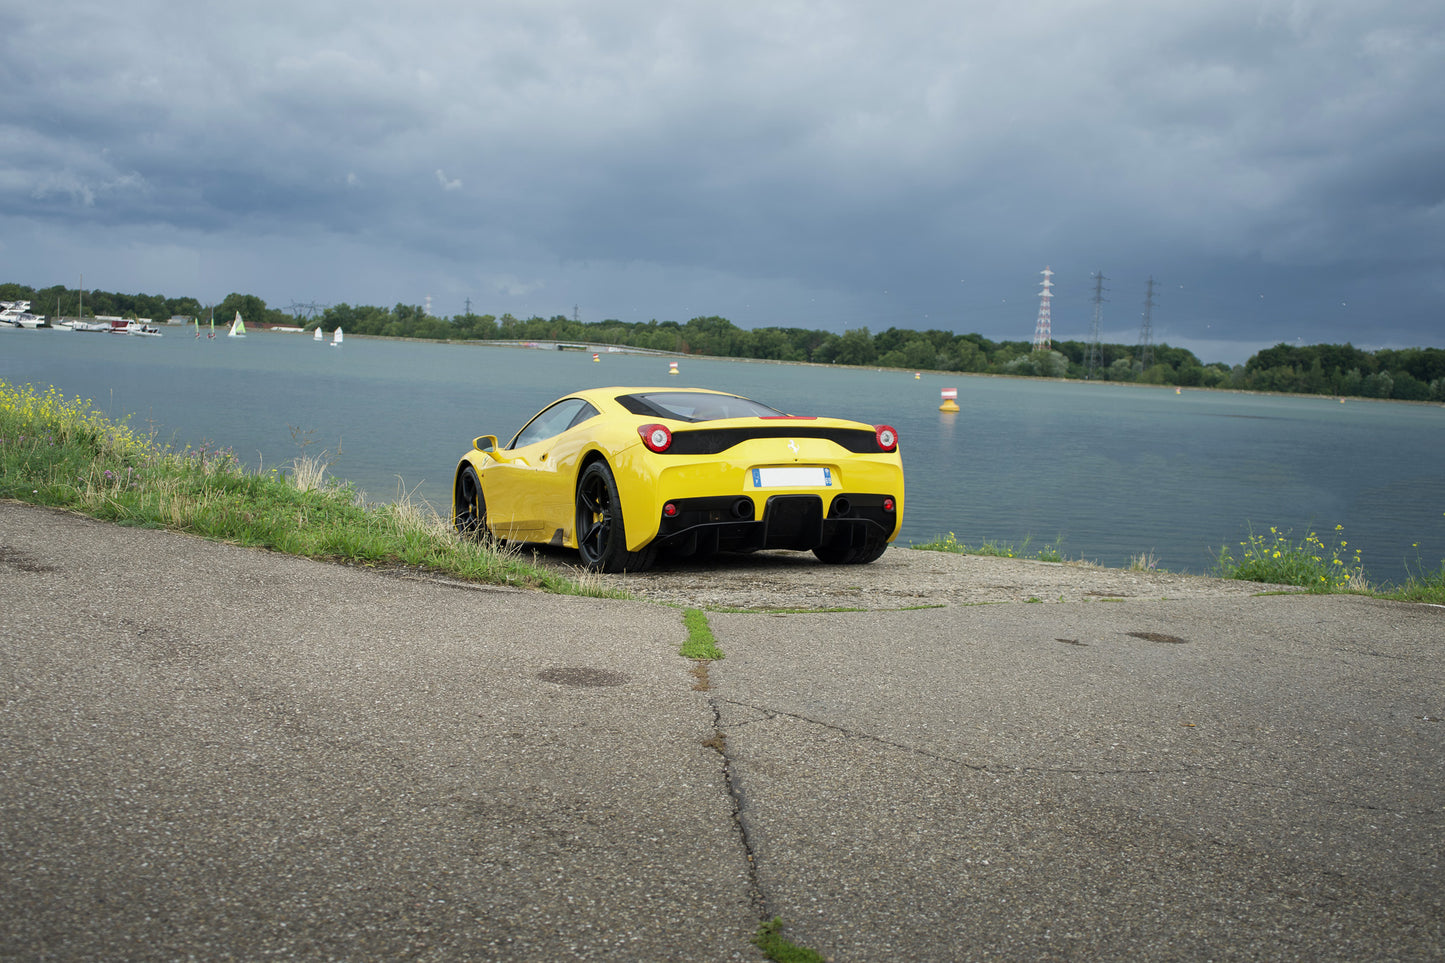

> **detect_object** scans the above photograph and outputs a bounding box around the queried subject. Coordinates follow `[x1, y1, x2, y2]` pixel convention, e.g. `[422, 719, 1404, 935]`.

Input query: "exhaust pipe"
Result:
[831, 497, 852, 518]
[732, 498, 754, 519]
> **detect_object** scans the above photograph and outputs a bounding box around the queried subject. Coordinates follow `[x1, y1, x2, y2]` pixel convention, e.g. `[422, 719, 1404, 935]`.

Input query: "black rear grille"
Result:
[664, 426, 880, 455]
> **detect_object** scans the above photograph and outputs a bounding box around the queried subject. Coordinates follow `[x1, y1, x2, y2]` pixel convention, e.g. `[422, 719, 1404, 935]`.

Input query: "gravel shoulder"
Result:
[529, 544, 1289, 610]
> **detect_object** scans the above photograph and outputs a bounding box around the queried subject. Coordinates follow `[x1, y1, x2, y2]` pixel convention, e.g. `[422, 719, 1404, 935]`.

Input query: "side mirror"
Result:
[473, 434, 500, 453]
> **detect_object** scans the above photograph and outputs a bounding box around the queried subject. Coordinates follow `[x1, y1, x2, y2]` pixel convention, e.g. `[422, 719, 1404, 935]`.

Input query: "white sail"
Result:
[228, 311, 247, 338]
[331, 326, 343, 346]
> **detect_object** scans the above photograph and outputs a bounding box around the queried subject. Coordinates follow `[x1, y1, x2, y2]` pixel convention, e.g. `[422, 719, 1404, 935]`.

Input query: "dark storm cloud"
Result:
[1, 0, 1441, 362]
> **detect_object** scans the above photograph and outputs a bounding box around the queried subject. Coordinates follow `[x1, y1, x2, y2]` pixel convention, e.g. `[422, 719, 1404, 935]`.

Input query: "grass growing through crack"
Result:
[753, 918, 825, 963]
[681, 608, 725, 660]
[0, 380, 613, 595]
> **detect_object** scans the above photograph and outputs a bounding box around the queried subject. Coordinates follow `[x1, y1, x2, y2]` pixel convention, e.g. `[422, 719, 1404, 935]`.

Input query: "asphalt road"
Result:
[2, 502, 1442, 961]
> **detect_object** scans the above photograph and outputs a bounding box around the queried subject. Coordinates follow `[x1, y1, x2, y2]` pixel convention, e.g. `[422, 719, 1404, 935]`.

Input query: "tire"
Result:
[574, 461, 656, 573]
[812, 532, 889, 565]
[454, 465, 489, 540]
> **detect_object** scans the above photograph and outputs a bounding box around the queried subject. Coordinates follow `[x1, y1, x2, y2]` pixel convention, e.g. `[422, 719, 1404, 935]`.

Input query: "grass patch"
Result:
[1376, 558, 1445, 605]
[681, 608, 725, 660]
[1212, 524, 1367, 593]
[1128, 550, 1162, 572]
[753, 918, 825, 963]
[912, 531, 1068, 562]
[0, 380, 610, 596]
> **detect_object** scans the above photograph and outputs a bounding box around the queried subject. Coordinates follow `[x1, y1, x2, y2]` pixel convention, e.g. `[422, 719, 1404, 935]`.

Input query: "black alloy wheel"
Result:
[455, 465, 488, 539]
[574, 461, 655, 573]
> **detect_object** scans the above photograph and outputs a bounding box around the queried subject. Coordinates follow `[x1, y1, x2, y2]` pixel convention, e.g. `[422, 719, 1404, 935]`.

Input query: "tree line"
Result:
[6, 280, 1442, 401]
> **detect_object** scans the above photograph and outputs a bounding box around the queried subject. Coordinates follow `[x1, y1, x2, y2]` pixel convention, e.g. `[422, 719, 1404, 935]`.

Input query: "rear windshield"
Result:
[616, 391, 784, 423]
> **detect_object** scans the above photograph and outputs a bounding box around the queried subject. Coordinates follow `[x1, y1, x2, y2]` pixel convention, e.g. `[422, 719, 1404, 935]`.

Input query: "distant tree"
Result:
[831, 328, 877, 366]
[901, 339, 938, 371]
[1390, 371, 1430, 401]
[216, 293, 268, 325]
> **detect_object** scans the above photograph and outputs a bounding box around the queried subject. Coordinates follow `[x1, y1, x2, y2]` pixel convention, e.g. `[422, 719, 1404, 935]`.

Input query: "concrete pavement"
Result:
[2, 502, 1442, 961]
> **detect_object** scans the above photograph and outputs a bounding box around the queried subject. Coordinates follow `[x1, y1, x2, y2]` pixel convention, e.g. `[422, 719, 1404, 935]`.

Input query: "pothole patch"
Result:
[1128, 631, 1188, 644]
[0, 546, 58, 573]
[537, 666, 630, 688]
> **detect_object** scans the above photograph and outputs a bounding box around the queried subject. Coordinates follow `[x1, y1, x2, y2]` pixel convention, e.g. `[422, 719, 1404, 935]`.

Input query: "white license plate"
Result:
[750, 467, 832, 488]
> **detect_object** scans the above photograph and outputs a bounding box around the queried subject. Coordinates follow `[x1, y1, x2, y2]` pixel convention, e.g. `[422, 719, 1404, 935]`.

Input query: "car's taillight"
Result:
[875, 424, 898, 452]
[639, 423, 673, 452]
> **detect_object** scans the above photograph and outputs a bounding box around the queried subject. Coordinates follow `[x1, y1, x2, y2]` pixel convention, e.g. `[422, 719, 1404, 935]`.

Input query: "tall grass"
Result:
[1212, 524, 1368, 593]
[914, 518, 1442, 602]
[911, 531, 1070, 562]
[0, 380, 611, 595]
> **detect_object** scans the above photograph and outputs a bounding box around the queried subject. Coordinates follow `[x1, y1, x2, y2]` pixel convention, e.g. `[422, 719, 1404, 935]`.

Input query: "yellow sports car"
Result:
[452, 386, 904, 572]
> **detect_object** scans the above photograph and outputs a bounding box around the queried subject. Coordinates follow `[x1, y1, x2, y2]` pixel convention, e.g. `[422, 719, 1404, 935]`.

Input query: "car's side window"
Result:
[509, 399, 595, 449]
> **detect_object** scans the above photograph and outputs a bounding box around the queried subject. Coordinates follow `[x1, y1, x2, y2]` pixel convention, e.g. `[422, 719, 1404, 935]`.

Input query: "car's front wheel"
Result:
[455, 465, 489, 540]
[575, 461, 655, 573]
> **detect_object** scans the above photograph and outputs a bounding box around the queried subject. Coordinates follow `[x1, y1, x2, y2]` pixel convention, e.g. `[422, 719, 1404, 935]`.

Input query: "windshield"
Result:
[616, 391, 784, 423]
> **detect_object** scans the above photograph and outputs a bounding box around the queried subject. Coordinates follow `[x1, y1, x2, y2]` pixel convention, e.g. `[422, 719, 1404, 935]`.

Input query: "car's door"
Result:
[484, 398, 599, 540]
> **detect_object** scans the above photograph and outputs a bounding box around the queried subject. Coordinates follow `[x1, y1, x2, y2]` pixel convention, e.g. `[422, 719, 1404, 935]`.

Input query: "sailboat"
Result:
[330, 326, 343, 347]
[313, 326, 323, 342]
[228, 311, 247, 338]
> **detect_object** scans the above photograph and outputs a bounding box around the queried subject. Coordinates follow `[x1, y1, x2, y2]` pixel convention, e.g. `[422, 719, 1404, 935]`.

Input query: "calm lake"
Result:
[4, 326, 1442, 584]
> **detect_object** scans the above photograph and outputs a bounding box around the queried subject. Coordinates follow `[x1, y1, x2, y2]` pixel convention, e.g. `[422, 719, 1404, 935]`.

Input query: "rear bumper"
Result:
[654, 492, 898, 552]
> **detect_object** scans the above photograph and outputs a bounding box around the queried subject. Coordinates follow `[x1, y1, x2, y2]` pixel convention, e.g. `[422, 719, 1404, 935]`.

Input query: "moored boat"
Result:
[0, 301, 49, 328]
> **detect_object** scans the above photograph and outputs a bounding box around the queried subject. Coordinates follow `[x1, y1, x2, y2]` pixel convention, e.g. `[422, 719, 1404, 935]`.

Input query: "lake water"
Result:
[4, 326, 1443, 583]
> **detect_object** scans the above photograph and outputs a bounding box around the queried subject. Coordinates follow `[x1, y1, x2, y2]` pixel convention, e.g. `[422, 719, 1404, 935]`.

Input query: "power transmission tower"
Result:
[464, 297, 472, 316]
[1031, 266, 1054, 352]
[1137, 277, 1157, 370]
[1086, 271, 1107, 380]
[286, 301, 328, 321]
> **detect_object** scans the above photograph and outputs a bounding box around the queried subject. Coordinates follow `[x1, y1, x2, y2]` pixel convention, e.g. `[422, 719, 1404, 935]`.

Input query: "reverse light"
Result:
[875, 424, 899, 452]
[639, 423, 673, 452]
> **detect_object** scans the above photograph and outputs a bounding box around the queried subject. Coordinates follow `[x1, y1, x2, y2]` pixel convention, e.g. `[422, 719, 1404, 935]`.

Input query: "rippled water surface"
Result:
[4, 327, 1442, 582]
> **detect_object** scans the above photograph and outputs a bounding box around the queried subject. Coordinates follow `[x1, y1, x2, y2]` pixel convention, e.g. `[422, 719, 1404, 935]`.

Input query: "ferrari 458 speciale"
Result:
[453, 386, 904, 572]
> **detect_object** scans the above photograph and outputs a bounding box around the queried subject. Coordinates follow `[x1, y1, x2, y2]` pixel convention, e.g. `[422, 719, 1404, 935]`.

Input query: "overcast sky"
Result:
[3, 0, 1441, 363]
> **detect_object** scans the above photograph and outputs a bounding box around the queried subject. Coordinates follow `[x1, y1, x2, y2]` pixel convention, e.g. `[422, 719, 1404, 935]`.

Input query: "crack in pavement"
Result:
[699, 693, 770, 923]
[718, 698, 1440, 815]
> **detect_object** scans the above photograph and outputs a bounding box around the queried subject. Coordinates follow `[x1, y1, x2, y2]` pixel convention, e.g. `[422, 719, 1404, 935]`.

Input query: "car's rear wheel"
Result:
[455, 466, 489, 540]
[812, 532, 889, 565]
[575, 461, 655, 573]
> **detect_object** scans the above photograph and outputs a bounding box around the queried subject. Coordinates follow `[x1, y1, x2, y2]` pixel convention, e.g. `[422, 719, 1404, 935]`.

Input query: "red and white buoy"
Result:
[939, 388, 959, 413]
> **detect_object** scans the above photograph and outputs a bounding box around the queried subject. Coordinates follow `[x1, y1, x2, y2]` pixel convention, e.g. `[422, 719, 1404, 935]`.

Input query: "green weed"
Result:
[681, 608, 725, 660]
[912, 531, 1067, 562]
[753, 918, 825, 963]
[1213, 524, 1367, 592]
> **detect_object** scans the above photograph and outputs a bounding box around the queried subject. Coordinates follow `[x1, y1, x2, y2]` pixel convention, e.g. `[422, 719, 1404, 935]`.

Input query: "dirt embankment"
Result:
[541, 547, 1284, 610]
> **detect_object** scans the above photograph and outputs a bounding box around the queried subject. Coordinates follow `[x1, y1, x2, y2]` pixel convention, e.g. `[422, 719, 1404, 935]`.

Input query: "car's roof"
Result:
[566, 386, 738, 405]
[575, 386, 735, 396]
